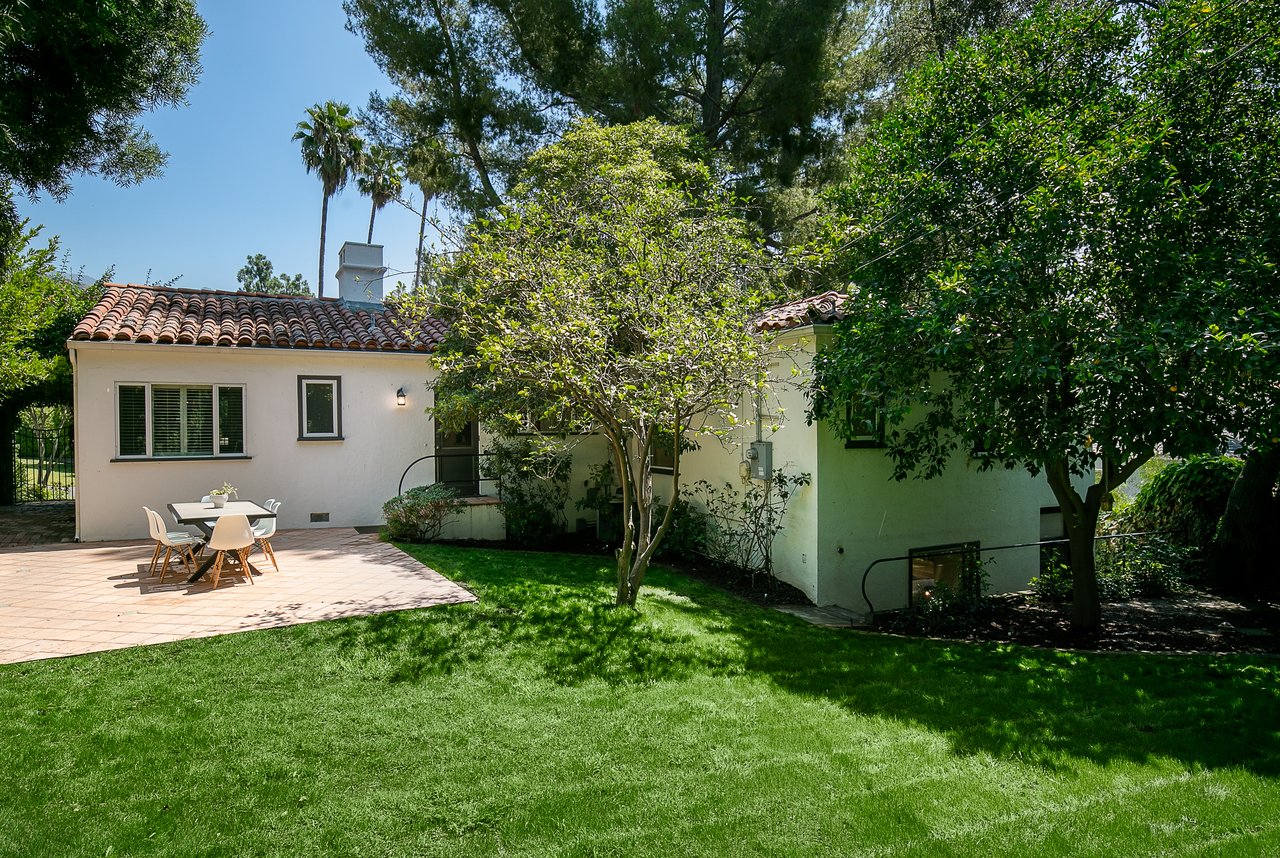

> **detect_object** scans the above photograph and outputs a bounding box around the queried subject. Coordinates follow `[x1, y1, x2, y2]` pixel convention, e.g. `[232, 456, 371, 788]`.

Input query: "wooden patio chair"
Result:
[142, 507, 201, 583]
[251, 500, 282, 572]
[206, 514, 256, 590]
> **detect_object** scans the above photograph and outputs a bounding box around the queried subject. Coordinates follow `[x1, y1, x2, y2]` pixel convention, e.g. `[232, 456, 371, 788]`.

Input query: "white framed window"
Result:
[116, 383, 245, 459]
[298, 376, 342, 440]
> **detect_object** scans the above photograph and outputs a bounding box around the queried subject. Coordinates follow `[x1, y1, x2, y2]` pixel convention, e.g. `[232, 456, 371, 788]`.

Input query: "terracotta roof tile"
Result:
[756, 290, 849, 331]
[70, 285, 448, 353]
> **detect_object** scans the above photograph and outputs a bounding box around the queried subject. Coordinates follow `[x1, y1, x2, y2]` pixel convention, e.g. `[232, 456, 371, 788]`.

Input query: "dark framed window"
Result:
[844, 400, 886, 448]
[116, 383, 245, 459]
[909, 542, 980, 605]
[651, 436, 675, 474]
[298, 376, 342, 440]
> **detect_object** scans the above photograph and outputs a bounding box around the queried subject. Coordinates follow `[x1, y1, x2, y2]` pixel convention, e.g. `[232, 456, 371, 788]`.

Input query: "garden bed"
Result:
[870, 589, 1280, 655]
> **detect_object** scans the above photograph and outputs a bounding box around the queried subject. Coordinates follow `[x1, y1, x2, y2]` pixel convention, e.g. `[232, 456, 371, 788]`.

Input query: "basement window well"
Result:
[909, 542, 979, 605]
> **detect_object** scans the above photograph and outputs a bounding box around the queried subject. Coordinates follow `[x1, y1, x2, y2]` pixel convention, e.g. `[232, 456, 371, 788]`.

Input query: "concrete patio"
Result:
[0, 528, 476, 664]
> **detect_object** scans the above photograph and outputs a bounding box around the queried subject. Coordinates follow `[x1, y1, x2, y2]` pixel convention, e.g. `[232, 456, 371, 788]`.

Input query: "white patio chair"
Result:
[142, 507, 202, 583]
[205, 514, 256, 590]
[251, 500, 281, 572]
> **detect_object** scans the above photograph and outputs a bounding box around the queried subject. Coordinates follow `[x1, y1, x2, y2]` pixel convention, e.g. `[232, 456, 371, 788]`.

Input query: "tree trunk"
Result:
[1212, 445, 1280, 596]
[318, 192, 330, 298]
[367, 201, 377, 244]
[1046, 464, 1105, 634]
[414, 193, 430, 292]
[702, 0, 726, 145]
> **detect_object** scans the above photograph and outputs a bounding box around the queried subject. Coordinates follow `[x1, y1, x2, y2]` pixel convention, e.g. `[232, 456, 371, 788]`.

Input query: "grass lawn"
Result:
[2, 544, 1278, 856]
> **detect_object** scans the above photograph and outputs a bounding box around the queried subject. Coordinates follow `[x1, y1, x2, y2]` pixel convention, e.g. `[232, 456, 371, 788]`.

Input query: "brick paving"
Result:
[0, 502, 75, 547]
[0, 528, 476, 664]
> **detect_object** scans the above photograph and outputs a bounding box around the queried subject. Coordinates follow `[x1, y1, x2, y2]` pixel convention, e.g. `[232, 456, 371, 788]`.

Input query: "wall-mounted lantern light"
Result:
[396, 387, 407, 406]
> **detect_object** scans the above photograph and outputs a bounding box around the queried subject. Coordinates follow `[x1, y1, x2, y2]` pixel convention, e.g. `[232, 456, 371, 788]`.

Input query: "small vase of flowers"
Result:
[209, 482, 237, 508]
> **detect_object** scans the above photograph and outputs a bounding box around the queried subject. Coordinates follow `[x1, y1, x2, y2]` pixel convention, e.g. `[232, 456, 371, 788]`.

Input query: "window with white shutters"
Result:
[115, 383, 246, 459]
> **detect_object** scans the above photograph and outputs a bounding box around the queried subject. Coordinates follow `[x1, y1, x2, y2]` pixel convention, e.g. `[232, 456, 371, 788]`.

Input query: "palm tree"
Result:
[293, 102, 363, 297]
[357, 145, 404, 244]
[402, 138, 454, 291]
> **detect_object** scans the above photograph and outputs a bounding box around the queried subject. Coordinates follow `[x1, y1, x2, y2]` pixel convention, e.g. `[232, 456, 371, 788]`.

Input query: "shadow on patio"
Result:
[0, 528, 476, 664]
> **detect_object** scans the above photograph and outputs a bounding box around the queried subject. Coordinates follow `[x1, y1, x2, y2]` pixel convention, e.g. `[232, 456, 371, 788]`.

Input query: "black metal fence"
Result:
[14, 424, 75, 502]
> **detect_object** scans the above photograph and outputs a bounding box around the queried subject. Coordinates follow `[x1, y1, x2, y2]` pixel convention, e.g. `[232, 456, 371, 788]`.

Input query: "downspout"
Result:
[67, 342, 81, 542]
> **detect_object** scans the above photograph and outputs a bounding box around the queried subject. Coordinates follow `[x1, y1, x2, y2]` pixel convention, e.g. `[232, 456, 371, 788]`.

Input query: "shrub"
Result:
[482, 437, 572, 546]
[1031, 534, 1187, 603]
[383, 484, 464, 542]
[692, 468, 811, 581]
[653, 499, 710, 561]
[1122, 454, 1242, 552]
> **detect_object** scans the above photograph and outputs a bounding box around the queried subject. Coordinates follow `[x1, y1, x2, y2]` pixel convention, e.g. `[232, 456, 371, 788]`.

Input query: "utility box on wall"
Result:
[747, 440, 773, 481]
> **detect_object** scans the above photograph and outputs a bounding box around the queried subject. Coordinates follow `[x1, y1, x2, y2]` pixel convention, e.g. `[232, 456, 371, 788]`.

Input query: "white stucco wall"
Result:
[70, 341, 451, 541]
[660, 327, 1080, 614]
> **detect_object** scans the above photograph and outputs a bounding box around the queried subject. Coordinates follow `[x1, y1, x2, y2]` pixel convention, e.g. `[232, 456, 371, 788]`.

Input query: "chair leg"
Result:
[210, 552, 224, 589]
[158, 546, 174, 583]
[264, 539, 279, 572]
[148, 542, 163, 575]
[179, 545, 196, 577]
[239, 548, 254, 584]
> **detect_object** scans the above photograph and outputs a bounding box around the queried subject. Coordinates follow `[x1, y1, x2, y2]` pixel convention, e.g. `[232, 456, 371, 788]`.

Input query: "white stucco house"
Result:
[69, 245, 1070, 615]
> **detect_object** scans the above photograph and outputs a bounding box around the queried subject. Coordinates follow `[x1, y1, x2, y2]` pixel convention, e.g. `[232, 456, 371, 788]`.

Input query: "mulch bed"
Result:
[869, 590, 1280, 656]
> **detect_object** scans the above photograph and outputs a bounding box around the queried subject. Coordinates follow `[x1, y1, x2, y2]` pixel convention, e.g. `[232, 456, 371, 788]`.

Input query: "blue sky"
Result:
[16, 0, 431, 295]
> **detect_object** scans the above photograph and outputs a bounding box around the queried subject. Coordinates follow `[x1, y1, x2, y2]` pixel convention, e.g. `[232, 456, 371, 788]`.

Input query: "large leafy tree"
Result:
[0, 1, 206, 254]
[811, 0, 1280, 632]
[235, 254, 310, 296]
[344, 0, 858, 241]
[294, 102, 365, 296]
[356, 144, 404, 244]
[0, 223, 101, 503]
[426, 119, 778, 606]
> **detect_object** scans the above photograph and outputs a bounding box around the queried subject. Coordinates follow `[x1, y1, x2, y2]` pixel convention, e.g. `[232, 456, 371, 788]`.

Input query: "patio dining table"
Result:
[167, 500, 277, 583]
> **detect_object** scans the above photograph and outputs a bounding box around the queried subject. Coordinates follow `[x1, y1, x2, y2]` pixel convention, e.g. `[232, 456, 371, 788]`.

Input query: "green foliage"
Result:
[423, 118, 778, 604]
[0, 224, 101, 404]
[482, 437, 571, 547]
[693, 468, 811, 579]
[382, 483, 464, 542]
[812, 0, 1280, 630]
[0, 0, 206, 200]
[294, 101, 365, 294]
[235, 254, 310, 296]
[652, 499, 710, 562]
[356, 144, 403, 243]
[345, 0, 860, 238]
[1124, 455, 1243, 554]
[1032, 535, 1188, 603]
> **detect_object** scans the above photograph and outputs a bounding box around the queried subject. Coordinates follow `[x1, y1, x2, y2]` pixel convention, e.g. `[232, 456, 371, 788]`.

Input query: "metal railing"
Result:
[396, 451, 498, 498]
[13, 425, 75, 503]
[859, 531, 1162, 619]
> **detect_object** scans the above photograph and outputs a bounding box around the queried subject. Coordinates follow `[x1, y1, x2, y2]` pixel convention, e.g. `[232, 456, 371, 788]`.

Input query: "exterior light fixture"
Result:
[396, 387, 407, 406]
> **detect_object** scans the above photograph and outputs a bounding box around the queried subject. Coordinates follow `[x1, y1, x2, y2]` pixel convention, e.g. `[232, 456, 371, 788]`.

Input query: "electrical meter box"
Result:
[747, 440, 773, 481]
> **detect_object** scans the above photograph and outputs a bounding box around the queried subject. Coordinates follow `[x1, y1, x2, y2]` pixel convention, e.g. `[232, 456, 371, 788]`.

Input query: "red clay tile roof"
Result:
[755, 290, 848, 331]
[70, 285, 448, 352]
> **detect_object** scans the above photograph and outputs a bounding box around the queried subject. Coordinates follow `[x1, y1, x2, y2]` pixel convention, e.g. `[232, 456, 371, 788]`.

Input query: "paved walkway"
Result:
[0, 528, 476, 664]
[0, 502, 75, 547]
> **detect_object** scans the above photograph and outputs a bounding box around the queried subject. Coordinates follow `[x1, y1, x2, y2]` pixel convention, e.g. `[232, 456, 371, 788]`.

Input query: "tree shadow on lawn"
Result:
[338, 544, 1280, 778]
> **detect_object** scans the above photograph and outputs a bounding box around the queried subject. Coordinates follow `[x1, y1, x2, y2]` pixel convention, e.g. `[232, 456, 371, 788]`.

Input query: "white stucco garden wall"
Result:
[70, 341, 472, 541]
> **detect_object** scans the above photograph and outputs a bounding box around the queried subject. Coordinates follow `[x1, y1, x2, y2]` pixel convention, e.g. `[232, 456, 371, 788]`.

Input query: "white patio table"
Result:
[167, 500, 277, 583]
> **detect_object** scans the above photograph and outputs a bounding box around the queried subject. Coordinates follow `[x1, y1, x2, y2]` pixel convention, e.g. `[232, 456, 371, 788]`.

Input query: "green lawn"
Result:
[2, 544, 1278, 856]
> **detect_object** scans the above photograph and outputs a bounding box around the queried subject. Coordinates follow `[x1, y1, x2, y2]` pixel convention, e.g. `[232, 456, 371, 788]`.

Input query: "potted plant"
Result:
[209, 482, 237, 508]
